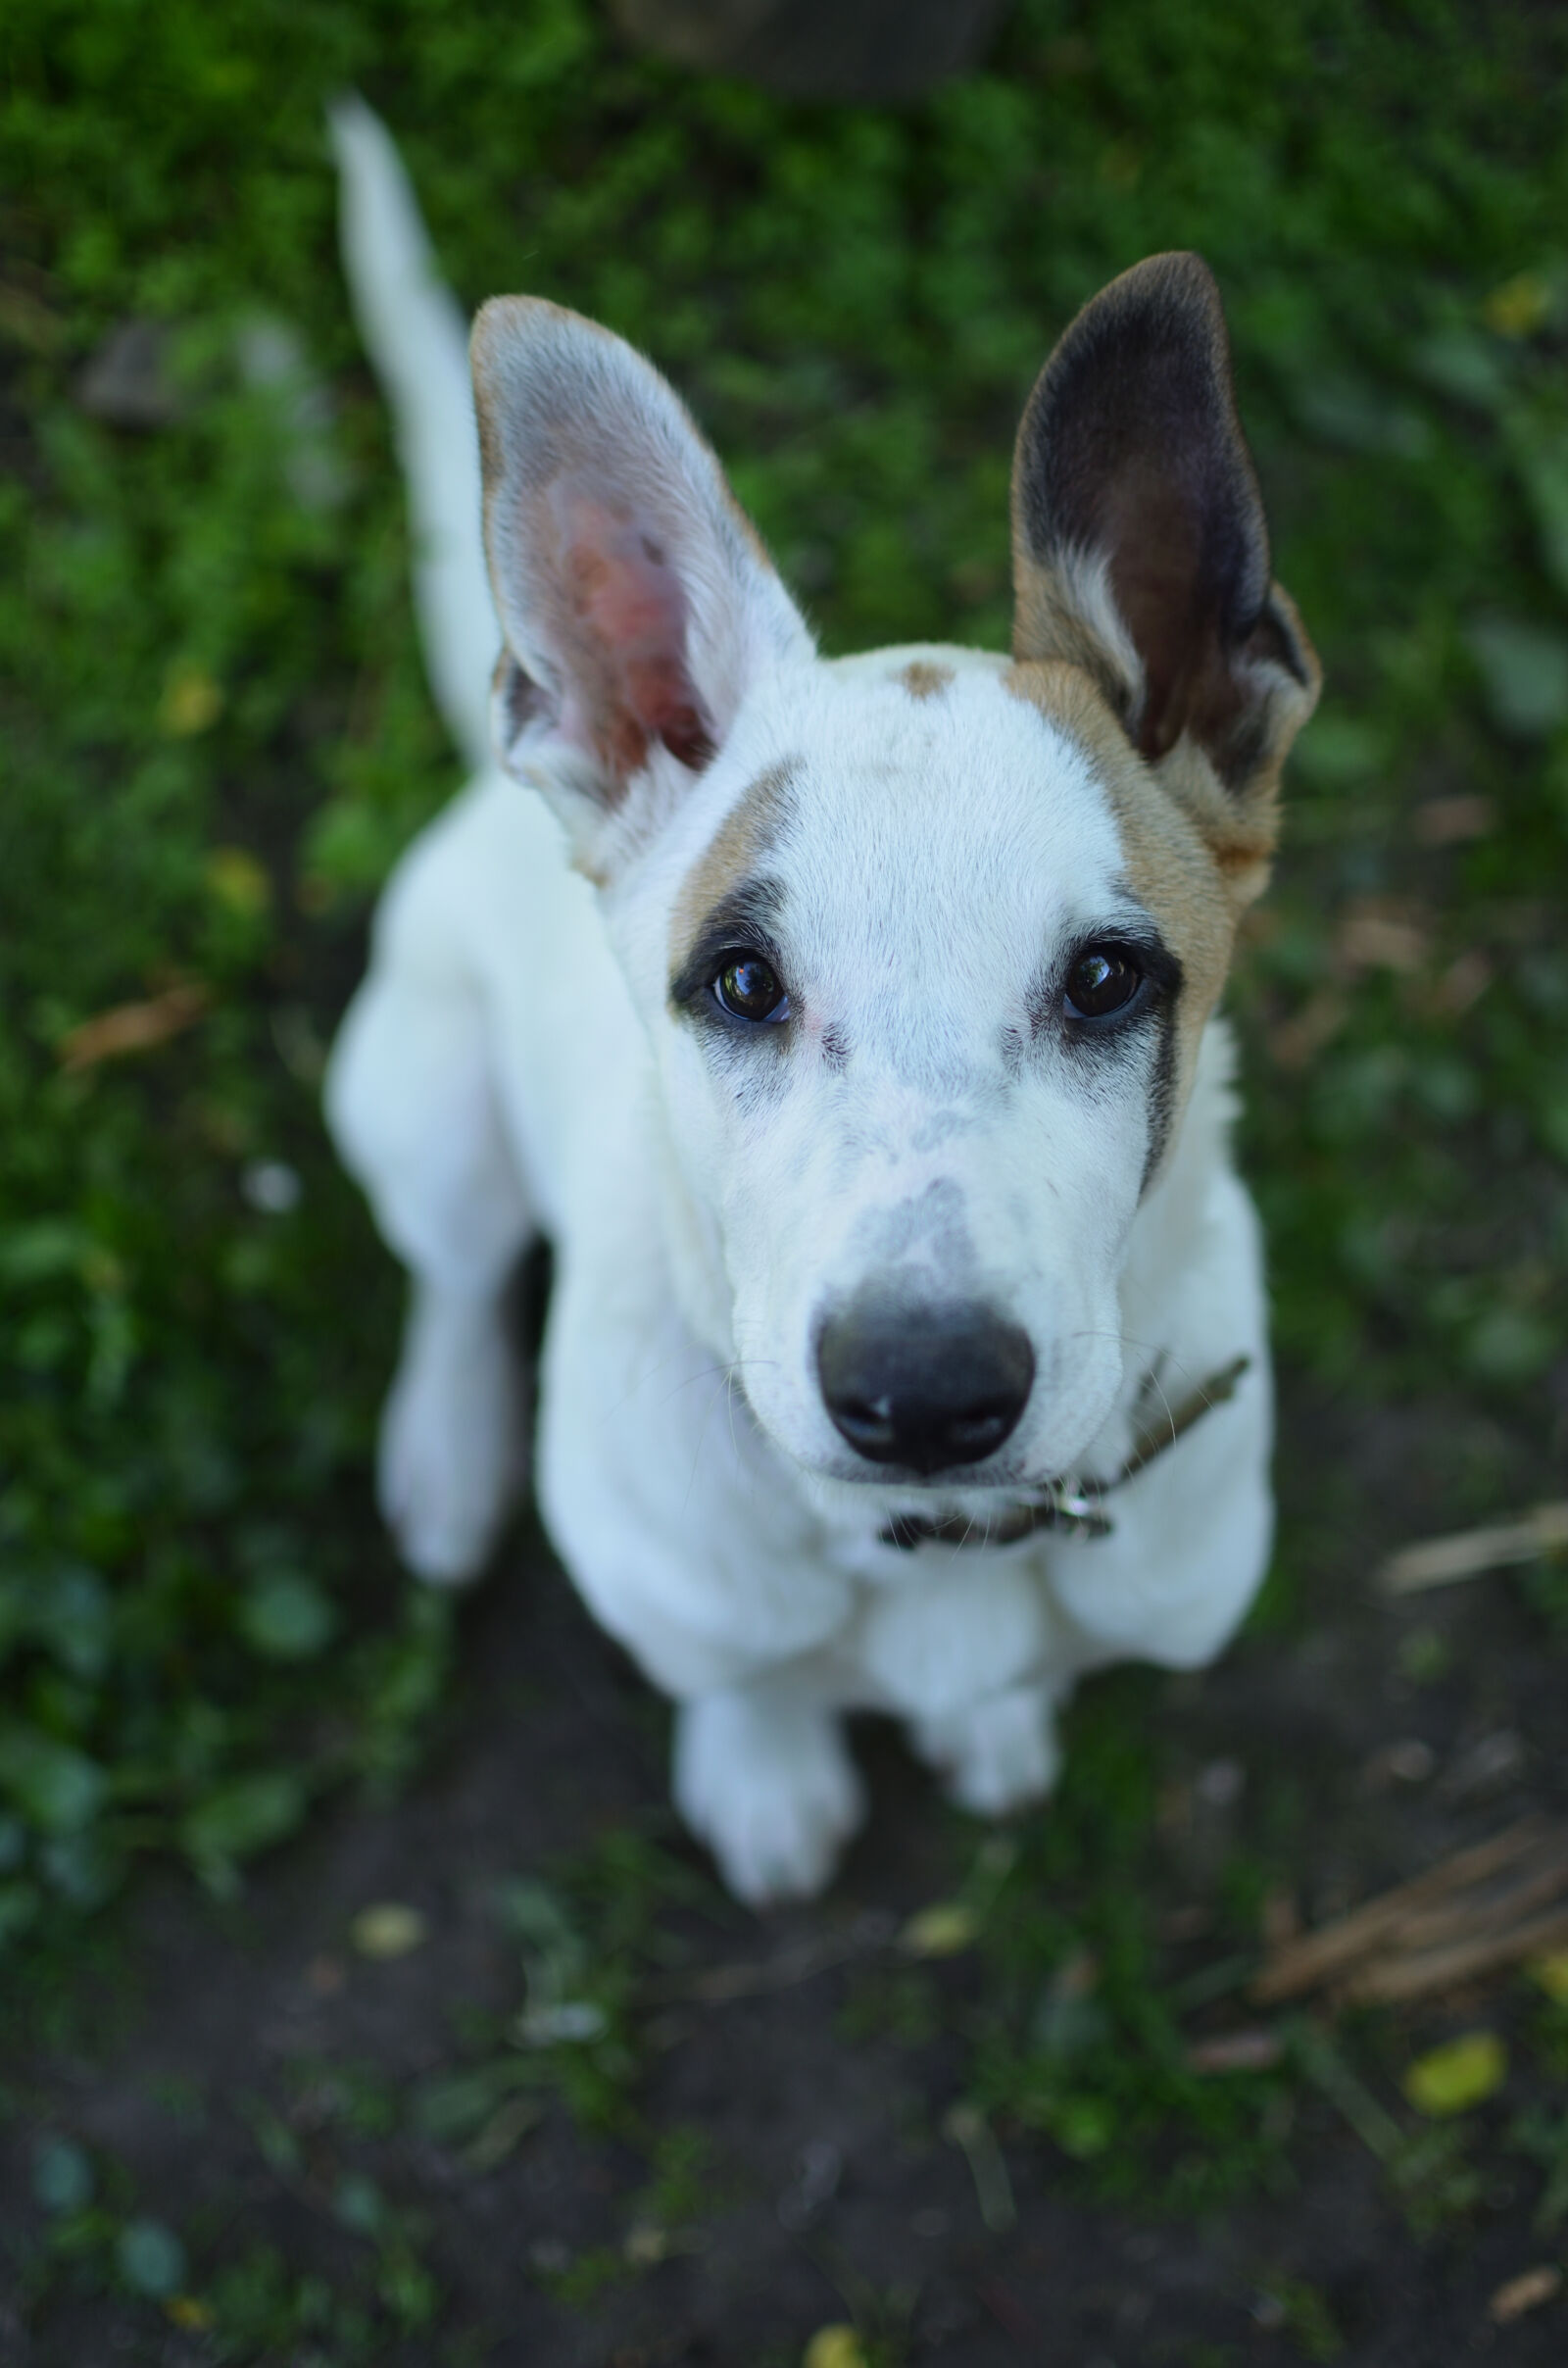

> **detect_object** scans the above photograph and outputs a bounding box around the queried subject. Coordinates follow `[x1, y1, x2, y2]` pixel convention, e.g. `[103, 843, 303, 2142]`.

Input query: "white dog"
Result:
[325, 103, 1320, 1904]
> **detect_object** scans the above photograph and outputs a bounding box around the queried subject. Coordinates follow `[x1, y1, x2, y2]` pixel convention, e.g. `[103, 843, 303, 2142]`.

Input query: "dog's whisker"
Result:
[681, 1364, 737, 1512]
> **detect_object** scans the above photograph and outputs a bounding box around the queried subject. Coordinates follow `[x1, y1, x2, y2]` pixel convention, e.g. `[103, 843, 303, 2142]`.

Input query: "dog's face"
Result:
[472, 257, 1319, 1514]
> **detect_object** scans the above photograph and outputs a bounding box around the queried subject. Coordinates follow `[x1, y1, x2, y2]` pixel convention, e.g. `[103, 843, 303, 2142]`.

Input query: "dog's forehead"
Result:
[677, 649, 1130, 977]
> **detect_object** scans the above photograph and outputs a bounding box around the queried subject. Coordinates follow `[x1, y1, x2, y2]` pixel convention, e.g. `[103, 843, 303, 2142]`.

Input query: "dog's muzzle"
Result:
[815, 1295, 1034, 1476]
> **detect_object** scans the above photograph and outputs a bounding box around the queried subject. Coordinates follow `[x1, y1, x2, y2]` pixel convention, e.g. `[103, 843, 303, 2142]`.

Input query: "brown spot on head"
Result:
[671, 759, 802, 966]
[898, 660, 955, 702]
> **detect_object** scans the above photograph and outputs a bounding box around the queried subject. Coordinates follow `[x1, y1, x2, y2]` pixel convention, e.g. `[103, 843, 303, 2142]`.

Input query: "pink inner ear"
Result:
[552, 489, 714, 779]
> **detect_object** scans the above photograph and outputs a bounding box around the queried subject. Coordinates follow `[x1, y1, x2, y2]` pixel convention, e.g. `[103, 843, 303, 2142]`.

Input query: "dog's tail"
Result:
[331, 95, 495, 773]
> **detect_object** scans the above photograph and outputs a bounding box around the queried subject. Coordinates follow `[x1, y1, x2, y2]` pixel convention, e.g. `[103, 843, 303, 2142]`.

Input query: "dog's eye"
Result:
[1064, 947, 1143, 1019]
[713, 953, 789, 1024]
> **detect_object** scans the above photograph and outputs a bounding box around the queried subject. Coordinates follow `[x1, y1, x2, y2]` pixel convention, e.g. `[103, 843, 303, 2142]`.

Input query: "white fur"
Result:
[325, 112, 1278, 1904]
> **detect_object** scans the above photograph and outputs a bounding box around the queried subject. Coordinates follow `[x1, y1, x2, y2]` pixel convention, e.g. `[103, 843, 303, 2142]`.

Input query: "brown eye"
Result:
[714, 954, 789, 1023]
[1065, 948, 1142, 1019]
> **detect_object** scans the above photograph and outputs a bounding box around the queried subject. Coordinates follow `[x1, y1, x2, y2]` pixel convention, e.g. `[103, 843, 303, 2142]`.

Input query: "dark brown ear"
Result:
[1011, 253, 1318, 793]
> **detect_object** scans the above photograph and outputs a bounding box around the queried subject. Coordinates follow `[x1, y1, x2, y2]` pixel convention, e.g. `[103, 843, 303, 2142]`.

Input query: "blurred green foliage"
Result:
[1, 0, 1565, 1948]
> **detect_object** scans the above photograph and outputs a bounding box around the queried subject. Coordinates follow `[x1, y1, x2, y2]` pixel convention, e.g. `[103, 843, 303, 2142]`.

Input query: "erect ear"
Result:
[1011, 253, 1319, 799]
[471, 297, 812, 847]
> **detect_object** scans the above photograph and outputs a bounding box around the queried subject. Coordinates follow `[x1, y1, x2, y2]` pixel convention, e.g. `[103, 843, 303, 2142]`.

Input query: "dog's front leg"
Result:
[909, 1677, 1063, 1818]
[673, 1677, 864, 1907]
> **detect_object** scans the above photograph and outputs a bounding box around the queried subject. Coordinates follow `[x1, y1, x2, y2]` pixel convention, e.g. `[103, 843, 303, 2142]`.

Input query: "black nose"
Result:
[816, 1298, 1035, 1475]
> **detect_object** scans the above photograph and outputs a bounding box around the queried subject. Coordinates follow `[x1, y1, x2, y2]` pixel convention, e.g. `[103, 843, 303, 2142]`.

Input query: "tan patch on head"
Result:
[671, 759, 801, 959]
[897, 660, 955, 702]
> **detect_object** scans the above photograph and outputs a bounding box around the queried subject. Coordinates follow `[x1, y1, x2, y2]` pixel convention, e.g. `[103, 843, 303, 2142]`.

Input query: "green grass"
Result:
[3, 0, 1568, 2316]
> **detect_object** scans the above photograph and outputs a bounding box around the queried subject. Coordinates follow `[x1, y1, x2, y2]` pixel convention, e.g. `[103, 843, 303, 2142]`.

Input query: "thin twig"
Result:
[1378, 1504, 1568, 1596]
[1252, 1819, 1552, 2004]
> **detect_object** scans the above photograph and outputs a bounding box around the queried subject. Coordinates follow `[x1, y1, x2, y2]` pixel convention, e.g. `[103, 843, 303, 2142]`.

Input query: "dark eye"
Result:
[1064, 947, 1143, 1020]
[713, 953, 789, 1023]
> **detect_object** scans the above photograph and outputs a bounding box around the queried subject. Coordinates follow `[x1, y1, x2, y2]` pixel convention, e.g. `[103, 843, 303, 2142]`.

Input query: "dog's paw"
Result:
[673, 1690, 864, 1906]
[913, 1682, 1059, 1820]
[378, 1293, 526, 1585]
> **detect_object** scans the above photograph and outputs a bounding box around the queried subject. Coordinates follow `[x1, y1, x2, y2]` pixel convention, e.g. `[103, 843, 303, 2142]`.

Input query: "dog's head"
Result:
[471, 257, 1318, 1518]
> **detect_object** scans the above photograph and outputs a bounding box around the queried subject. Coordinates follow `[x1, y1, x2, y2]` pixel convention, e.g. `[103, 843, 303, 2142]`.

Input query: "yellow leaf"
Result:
[206, 847, 272, 917]
[1483, 271, 1550, 339]
[899, 1900, 980, 1958]
[802, 2326, 867, 2368]
[1528, 1949, 1568, 2005]
[1402, 2031, 1507, 2118]
[165, 2296, 216, 2331]
[350, 1902, 428, 1959]
[159, 666, 223, 737]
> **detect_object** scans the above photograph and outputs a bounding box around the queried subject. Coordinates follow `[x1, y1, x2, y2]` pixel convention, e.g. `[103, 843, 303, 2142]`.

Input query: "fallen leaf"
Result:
[1336, 905, 1429, 973]
[59, 982, 210, 1072]
[1402, 2031, 1507, 2118]
[1433, 951, 1493, 1017]
[1269, 986, 1347, 1070]
[1489, 2264, 1562, 2324]
[1415, 794, 1494, 846]
[1484, 271, 1551, 338]
[165, 2296, 216, 2332]
[1528, 1949, 1568, 2004]
[206, 847, 272, 916]
[159, 665, 224, 737]
[802, 2326, 868, 2368]
[899, 1900, 980, 1957]
[349, 1902, 428, 1959]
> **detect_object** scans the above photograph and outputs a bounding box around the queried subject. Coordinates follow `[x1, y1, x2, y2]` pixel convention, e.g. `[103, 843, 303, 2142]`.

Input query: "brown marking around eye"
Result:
[670, 759, 802, 969]
[1003, 659, 1248, 1174]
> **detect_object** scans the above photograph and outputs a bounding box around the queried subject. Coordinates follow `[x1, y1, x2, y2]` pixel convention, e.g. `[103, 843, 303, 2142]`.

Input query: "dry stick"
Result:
[1121, 1355, 1251, 1479]
[1379, 1503, 1568, 1596]
[1347, 1904, 1568, 2007]
[1252, 1819, 1551, 2004]
[1388, 1838, 1568, 1957]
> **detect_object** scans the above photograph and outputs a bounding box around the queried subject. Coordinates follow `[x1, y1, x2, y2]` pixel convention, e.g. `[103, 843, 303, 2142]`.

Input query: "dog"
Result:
[324, 101, 1320, 1904]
